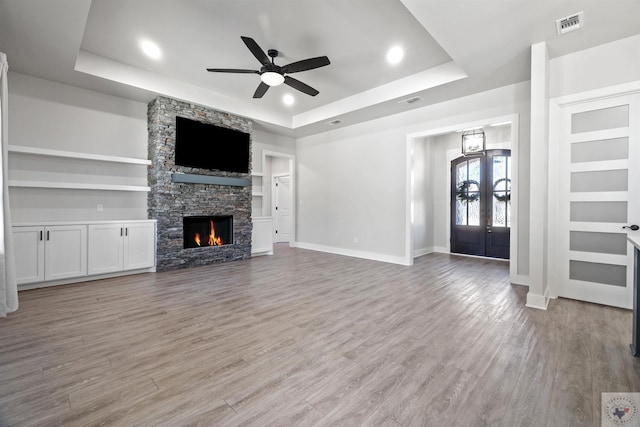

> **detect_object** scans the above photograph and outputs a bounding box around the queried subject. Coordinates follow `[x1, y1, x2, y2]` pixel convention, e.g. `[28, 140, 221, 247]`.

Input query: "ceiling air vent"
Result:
[398, 96, 423, 105]
[326, 119, 342, 126]
[556, 12, 583, 35]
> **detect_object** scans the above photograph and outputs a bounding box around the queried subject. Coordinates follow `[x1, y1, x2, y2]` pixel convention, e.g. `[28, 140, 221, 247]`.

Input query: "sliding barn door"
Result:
[557, 94, 639, 308]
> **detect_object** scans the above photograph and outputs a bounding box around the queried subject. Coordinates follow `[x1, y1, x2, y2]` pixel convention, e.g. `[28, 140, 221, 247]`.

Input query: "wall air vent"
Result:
[326, 119, 342, 126]
[398, 96, 423, 105]
[556, 12, 583, 35]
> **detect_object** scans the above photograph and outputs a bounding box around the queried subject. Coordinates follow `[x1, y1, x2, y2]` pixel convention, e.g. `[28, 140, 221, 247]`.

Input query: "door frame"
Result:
[548, 81, 640, 303]
[405, 113, 520, 284]
[271, 173, 291, 243]
[262, 150, 296, 246]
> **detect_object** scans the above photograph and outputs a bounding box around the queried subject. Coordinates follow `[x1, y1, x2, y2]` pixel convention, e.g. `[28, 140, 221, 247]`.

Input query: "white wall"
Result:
[412, 138, 432, 255]
[251, 129, 295, 217]
[251, 129, 295, 174]
[550, 34, 640, 98]
[296, 81, 531, 268]
[8, 72, 149, 223]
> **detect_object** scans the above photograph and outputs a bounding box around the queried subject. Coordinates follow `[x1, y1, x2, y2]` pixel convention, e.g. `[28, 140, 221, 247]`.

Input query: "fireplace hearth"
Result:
[183, 216, 233, 249]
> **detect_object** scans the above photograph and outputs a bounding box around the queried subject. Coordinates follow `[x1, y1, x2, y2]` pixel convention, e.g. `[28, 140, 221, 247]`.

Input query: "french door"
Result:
[555, 93, 639, 308]
[451, 150, 511, 259]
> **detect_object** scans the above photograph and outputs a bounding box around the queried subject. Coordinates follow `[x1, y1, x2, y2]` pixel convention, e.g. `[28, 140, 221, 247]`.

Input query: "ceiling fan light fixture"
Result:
[260, 71, 285, 86]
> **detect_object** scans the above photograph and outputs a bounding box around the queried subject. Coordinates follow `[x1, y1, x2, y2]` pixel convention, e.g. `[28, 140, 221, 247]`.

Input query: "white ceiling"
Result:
[1, 0, 640, 138]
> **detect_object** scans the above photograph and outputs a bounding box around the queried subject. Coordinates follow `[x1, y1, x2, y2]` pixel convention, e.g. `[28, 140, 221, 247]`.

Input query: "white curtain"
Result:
[0, 52, 17, 317]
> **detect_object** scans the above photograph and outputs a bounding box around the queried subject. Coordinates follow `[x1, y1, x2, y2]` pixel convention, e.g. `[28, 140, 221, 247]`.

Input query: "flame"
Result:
[194, 232, 201, 246]
[207, 220, 223, 246]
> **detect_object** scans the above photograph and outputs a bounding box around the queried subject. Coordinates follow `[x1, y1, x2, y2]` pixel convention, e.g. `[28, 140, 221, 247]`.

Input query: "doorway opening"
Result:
[451, 150, 511, 259]
[262, 150, 295, 245]
[405, 114, 519, 282]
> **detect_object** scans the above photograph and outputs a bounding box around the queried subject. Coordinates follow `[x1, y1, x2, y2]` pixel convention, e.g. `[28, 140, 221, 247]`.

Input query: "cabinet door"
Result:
[45, 225, 87, 281]
[13, 226, 45, 284]
[88, 224, 124, 275]
[123, 222, 155, 270]
[252, 217, 273, 254]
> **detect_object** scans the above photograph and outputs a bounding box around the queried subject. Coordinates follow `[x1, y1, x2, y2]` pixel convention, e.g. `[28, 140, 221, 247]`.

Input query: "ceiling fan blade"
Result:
[282, 56, 330, 74]
[284, 76, 319, 96]
[241, 36, 271, 66]
[253, 82, 270, 98]
[206, 68, 259, 74]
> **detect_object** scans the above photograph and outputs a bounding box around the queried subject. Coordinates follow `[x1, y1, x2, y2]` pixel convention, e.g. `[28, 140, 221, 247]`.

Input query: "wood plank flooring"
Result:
[1, 245, 638, 426]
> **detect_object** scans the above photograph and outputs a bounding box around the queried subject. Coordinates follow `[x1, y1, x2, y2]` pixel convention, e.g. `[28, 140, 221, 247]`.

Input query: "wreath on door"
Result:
[493, 178, 511, 202]
[456, 180, 480, 202]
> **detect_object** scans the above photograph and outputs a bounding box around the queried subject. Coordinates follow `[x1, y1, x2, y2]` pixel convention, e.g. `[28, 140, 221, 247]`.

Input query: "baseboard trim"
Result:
[294, 242, 410, 266]
[413, 247, 434, 258]
[525, 292, 550, 310]
[511, 274, 530, 287]
[17, 267, 156, 291]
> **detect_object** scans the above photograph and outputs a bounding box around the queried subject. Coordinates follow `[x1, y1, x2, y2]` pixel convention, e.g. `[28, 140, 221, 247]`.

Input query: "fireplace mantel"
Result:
[171, 173, 251, 187]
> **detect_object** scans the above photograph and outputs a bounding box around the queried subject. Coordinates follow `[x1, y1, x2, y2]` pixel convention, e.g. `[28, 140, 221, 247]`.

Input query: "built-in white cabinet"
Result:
[13, 226, 45, 284]
[13, 220, 156, 288]
[252, 217, 273, 256]
[14, 224, 87, 284]
[88, 222, 155, 274]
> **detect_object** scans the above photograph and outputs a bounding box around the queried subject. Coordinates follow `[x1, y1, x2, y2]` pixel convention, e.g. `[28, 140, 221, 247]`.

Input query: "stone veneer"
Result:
[147, 96, 252, 271]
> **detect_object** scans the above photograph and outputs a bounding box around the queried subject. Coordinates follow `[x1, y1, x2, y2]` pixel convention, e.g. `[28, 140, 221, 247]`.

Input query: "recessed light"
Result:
[386, 46, 404, 65]
[283, 94, 295, 106]
[140, 39, 162, 60]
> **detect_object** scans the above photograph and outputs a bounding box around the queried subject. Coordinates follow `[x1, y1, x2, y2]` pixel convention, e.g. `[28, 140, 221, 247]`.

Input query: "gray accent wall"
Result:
[147, 97, 252, 271]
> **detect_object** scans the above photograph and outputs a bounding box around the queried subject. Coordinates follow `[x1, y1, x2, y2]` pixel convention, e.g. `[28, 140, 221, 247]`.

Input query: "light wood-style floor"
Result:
[1, 245, 638, 426]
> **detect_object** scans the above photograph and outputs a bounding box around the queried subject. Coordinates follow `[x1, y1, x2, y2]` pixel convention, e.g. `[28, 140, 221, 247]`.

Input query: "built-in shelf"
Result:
[251, 172, 264, 177]
[8, 145, 151, 166]
[9, 180, 150, 192]
[252, 192, 264, 197]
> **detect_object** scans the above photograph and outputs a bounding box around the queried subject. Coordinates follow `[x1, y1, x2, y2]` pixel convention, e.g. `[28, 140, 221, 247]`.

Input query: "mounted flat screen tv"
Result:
[175, 116, 250, 173]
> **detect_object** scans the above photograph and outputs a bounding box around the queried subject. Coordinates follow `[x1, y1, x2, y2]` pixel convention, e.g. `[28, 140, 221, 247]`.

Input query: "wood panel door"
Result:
[451, 150, 511, 259]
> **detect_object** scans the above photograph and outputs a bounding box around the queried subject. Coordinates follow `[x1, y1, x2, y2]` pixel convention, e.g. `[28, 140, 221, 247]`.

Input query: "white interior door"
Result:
[556, 93, 639, 308]
[273, 175, 291, 243]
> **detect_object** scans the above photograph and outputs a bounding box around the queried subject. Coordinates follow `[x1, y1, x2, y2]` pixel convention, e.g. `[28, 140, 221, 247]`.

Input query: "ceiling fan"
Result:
[207, 36, 330, 99]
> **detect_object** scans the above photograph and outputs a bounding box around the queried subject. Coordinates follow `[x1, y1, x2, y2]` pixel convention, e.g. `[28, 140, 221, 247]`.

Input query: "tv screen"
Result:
[175, 116, 250, 173]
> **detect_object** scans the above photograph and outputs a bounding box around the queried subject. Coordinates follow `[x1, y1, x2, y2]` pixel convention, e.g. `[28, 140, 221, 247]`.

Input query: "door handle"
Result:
[623, 224, 639, 231]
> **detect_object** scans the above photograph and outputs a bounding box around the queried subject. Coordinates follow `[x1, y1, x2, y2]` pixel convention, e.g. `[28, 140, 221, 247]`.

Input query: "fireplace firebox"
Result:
[183, 216, 233, 249]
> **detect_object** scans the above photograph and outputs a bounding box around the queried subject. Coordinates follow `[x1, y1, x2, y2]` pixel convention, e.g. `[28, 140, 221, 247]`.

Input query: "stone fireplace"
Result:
[147, 97, 252, 271]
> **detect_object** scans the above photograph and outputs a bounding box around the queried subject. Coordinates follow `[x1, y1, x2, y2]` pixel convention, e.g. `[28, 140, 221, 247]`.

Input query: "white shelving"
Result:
[251, 173, 265, 217]
[8, 145, 151, 192]
[8, 180, 150, 192]
[8, 145, 151, 165]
